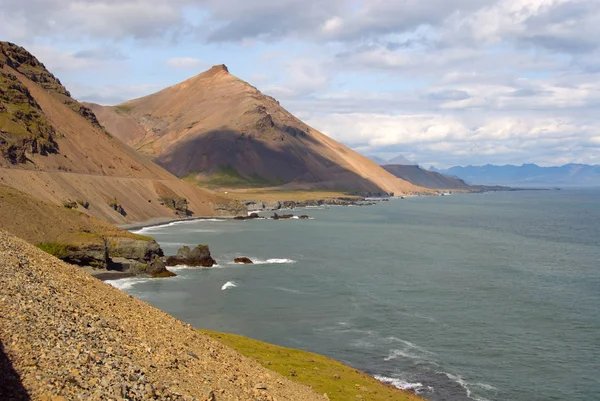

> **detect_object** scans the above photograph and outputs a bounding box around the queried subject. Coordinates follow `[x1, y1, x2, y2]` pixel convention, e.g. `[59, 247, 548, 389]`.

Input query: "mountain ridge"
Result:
[88, 65, 426, 195]
[435, 163, 600, 186]
[0, 42, 234, 224]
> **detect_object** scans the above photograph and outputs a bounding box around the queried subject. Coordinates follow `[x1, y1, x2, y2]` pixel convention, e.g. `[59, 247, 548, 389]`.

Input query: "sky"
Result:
[2, 0, 600, 168]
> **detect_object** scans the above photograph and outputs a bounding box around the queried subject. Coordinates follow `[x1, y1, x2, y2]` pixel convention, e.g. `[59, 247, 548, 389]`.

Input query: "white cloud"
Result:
[166, 57, 205, 69]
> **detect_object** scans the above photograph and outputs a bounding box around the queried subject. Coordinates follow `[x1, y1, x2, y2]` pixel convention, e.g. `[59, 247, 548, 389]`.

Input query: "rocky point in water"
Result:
[234, 257, 254, 264]
[165, 245, 217, 267]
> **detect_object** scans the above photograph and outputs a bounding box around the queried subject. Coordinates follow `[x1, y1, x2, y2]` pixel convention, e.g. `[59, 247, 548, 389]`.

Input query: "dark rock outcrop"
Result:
[234, 257, 253, 264]
[212, 200, 247, 217]
[59, 243, 109, 269]
[272, 213, 294, 220]
[234, 213, 261, 220]
[166, 245, 217, 267]
[159, 196, 191, 217]
[107, 238, 163, 261]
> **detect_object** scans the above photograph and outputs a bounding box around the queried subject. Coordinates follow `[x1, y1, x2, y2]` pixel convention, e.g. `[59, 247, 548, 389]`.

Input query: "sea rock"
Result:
[299, 215, 310, 219]
[272, 213, 294, 220]
[234, 213, 261, 220]
[165, 245, 217, 267]
[115, 255, 175, 277]
[234, 257, 253, 264]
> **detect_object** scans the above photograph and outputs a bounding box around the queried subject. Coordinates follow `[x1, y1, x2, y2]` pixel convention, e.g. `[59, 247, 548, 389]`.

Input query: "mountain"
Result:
[367, 155, 387, 166]
[436, 163, 600, 186]
[387, 154, 416, 165]
[383, 165, 470, 190]
[0, 42, 232, 224]
[87, 65, 423, 195]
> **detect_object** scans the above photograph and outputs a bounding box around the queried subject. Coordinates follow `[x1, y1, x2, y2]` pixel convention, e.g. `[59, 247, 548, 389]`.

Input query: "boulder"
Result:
[60, 243, 109, 269]
[127, 255, 176, 277]
[165, 245, 217, 267]
[107, 238, 163, 262]
[234, 257, 253, 264]
[272, 213, 294, 220]
[299, 215, 310, 219]
[234, 212, 261, 220]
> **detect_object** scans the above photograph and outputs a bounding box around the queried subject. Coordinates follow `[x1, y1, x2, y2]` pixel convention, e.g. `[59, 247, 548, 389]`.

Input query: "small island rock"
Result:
[165, 245, 217, 267]
[234, 257, 254, 264]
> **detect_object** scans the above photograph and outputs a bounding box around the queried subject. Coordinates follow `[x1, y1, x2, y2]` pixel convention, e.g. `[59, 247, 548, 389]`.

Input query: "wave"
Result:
[374, 375, 424, 392]
[221, 281, 237, 290]
[132, 219, 225, 234]
[252, 258, 297, 264]
[106, 277, 152, 291]
[273, 286, 305, 294]
[441, 372, 495, 401]
[386, 337, 436, 355]
[169, 264, 221, 271]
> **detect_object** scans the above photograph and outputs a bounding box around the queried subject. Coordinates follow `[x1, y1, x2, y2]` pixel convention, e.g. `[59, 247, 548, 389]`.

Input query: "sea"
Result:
[109, 189, 600, 401]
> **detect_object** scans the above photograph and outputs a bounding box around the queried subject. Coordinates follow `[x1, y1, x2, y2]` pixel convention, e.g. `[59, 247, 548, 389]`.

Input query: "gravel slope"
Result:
[0, 230, 325, 401]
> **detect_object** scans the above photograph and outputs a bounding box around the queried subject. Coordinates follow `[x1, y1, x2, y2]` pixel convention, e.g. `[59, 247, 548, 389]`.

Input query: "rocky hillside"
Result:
[0, 183, 174, 276]
[0, 42, 239, 224]
[383, 165, 471, 190]
[88, 65, 424, 195]
[0, 230, 327, 401]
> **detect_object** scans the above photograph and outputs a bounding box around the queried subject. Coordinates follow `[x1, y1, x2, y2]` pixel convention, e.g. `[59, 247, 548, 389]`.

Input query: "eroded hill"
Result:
[0, 42, 237, 224]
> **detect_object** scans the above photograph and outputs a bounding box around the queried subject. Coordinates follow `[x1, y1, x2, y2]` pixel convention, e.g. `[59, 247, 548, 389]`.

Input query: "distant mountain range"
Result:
[383, 165, 470, 190]
[431, 164, 600, 187]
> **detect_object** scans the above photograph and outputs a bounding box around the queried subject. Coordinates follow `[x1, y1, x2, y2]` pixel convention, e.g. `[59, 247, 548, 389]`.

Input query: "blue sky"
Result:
[2, 0, 600, 168]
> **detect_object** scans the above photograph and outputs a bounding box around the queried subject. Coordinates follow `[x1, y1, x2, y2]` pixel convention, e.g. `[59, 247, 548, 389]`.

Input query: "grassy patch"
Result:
[225, 189, 361, 202]
[112, 104, 135, 113]
[187, 166, 282, 189]
[36, 242, 75, 258]
[132, 233, 154, 241]
[200, 330, 422, 401]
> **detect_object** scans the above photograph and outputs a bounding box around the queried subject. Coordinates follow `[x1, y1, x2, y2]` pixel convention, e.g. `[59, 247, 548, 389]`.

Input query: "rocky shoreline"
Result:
[0, 230, 328, 401]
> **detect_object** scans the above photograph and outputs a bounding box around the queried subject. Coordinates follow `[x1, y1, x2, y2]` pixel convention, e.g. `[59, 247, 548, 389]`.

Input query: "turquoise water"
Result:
[111, 190, 600, 401]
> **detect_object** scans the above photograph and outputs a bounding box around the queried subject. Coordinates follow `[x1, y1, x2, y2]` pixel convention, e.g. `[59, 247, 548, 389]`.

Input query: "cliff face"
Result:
[0, 230, 326, 401]
[0, 42, 238, 223]
[88, 65, 426, 195]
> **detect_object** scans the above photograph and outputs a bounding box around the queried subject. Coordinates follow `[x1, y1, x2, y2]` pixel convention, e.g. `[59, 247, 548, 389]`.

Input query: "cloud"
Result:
[166, 57, 205, 69]
[69, 83, 163, 105]
[305, 112, 600, 167]
[2, 0, 600, 166]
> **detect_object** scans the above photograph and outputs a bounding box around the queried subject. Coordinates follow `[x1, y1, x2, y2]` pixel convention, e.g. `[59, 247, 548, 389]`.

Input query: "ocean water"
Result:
[110, 190, 600, 401]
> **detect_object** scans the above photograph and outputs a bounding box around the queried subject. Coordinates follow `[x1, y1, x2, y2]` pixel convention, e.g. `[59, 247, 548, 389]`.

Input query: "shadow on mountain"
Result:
[156, 129, 385, 192]
[0, 340, 30, 400]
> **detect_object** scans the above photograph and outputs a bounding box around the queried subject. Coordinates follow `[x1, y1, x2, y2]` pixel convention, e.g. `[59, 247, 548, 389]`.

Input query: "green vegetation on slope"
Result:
[112, 104, 136, 113]
[36, 242, 76, 258]
[183, 166, 282, 189]
[0, 70, 59, 163]
[200, 330, 422, 401]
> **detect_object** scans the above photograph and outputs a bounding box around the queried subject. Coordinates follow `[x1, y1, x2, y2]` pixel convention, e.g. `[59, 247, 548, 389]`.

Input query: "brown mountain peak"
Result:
[207, 64, 229, 74]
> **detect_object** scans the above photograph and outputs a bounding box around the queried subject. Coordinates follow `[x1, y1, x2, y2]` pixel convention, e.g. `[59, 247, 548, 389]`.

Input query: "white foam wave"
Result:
[252, 258, 297, 264]
[386, 337, 435, 355]
[442, 372, 493, 401]
[384, 349, 424, 361]
[106, 277, 151, 291]
[169, 264, 220, 271]
[221, 281, 237, 290]
[132, 219, 225, 234]
[374, 375, 424, 391]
